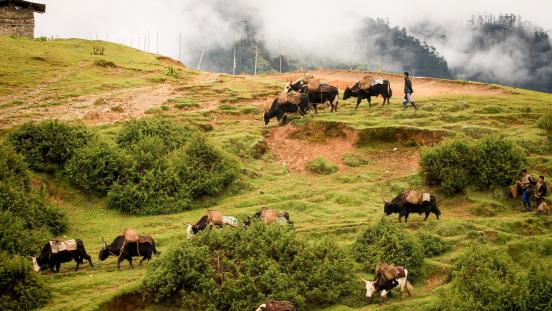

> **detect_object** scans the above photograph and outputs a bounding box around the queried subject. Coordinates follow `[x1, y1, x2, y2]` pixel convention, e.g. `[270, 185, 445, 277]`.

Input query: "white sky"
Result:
[34, 0, 552, 65]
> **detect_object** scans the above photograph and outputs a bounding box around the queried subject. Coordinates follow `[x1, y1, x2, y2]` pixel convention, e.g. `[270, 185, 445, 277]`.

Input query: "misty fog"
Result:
[34, 0, 552, 92]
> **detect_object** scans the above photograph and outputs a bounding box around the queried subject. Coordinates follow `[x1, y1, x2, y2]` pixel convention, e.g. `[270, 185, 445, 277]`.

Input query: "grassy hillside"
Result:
[1, 38, 551, 311]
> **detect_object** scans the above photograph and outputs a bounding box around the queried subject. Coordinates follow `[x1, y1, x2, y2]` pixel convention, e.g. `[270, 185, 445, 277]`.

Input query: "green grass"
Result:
[1, 37, 551, 311]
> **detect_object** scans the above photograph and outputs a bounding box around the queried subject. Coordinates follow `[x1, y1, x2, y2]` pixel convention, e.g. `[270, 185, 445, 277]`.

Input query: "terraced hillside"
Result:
[1, 38, 551, 311]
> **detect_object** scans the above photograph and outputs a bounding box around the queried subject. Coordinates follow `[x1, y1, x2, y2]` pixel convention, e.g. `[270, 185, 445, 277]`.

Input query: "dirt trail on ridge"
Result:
[270, 69, 509, 97]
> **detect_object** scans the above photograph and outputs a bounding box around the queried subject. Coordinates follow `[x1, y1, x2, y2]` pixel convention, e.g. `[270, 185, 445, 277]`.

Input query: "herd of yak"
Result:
[29, 75, 443, 308]
[264, 76, 393, 125]
[31, 191, 440, 272]
[30, 190, 440, 307]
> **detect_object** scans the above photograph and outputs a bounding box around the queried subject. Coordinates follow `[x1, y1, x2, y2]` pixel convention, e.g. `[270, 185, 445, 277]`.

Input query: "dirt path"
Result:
[0, 84, 176, 128]
[270, 69, 509, 97]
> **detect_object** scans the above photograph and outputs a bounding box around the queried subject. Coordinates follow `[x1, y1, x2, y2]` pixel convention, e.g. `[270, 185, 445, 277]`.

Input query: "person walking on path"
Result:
[402, 72, 417, 110]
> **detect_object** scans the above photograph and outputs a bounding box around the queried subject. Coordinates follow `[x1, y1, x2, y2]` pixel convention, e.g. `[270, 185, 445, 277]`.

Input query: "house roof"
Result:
[0, 0, 46, 13]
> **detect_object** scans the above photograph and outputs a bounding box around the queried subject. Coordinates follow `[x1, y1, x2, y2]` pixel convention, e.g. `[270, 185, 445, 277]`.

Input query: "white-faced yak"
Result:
[186, 210, 239, 238]
[361, 266, 412, 304]
[32, 239, 93, 273]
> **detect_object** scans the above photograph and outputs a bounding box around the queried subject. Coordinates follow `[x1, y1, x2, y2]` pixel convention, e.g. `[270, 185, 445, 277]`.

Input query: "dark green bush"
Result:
[472, 136, 527, 189]
[431, 246, 552, 311]
[129, 135, 168, 172]
[0, 144, 30, 189]
[352, 218, 425, 280]
[115, 117, 191, 151]
[107, 167, 191, 215]
[65, 143, 132, 194]
[0, 252, 50, 311]
[8, 120, 93, 172]
[417, 232, 451, 257]
[0, 144, 67, 255]
[169, 136, 239, 198]
[306, 157, 338, 175]
[421, 136, 527, 195]
[524, 266, 552, 310]
[420, 140, 474, 195]
[143, 223, 353, 310]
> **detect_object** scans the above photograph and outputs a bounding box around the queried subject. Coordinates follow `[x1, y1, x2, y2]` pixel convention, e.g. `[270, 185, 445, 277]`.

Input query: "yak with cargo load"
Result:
[343, 78, 392, 108]
[99, 229, 159, 269]
[32, 239, 93, 273]
[285, 77, 339, 113]
[264, 93, 310, 125]
[383, 190, 441, 222]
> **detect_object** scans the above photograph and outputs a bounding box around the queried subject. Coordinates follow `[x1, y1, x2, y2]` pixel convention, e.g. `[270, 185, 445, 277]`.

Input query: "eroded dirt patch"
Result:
[265, 123, 357, 172]
[265, 122, 427, 175]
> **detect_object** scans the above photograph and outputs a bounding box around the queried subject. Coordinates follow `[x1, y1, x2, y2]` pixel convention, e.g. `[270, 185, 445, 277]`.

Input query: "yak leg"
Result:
[117, 256, 124, 270]
[75, 257, 80, 271]
[128, 257, 134, 269]
[424, 212, 430, 221]
[355, 97, 362, 109]
[398, 214, 402, 223]
[55, 263, 61, 273]
[380, 290, 388, 304]
[367, 97, 372, 107]
[84, 253, 94, 267]
[313, 104, 318, 114]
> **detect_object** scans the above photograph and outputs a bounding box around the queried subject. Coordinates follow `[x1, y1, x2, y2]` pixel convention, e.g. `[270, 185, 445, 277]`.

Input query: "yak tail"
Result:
[388, 82, 393, 98]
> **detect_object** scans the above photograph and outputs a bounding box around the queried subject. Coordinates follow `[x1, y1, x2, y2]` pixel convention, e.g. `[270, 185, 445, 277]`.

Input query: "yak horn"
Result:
[360, 277, 369, 283]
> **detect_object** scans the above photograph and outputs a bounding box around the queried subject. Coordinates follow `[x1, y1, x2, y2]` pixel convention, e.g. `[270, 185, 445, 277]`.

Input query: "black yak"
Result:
[285, 79, 339, 113]
[32, 239, 93, 273]
[99, 235, 159, 269]
[384, 193, 441, 223]
[343, 80, 392, 108]
[264, 94, 309, 125]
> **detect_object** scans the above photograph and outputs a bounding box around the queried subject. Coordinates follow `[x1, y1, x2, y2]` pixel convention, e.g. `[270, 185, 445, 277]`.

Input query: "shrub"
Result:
[417, 232, 451, 257]
[8, 120, 93, 172]
[65, 143, 131, 194]
[420, 140, 474, 195]
[472, 136, 527, 189]
[342, 153, 369, 167]
[537, 112, 552, 132]
[431, 246, 552, 311]
[107, 167, 191, 215]
[0, 252, 50, 311]
[115, 117, 191, 151]
[306, 157, 338, 175]
[143, 223, 353, 310]
[129, 135, 167, 172]
[169, 137, 239, 198]
[420, 136, 527, 195]
[0, 144, 67, 255]
[352, 219, 425, 280]
[0, 144, 30, 189]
